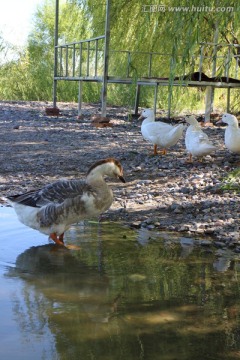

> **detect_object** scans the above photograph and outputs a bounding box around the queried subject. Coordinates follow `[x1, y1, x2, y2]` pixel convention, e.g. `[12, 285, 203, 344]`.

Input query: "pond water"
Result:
[1, 206, 240, 360]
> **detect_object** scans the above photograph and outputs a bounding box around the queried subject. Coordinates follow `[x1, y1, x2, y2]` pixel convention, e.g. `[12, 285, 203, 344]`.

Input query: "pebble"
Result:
[201, 240, 212, 246]
[214, 241, 226, 248]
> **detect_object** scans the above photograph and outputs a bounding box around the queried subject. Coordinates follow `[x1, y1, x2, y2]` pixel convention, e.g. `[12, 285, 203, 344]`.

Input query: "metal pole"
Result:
[53, 0, 59, 107]
[134, 84, 140, 115]
[205, 86, 212, 123]
[205, 24, 218, 123]
[79, 42, 82, 76]
[101, 0, 110, 117]
[148, 53, 153, 78]
[227, 88, 230, 112]
[65, 45, 69, 76]
[72, 44, 76, 77]
[95, 39, 98, 76]
[167, 91, 171, 119]
[199, 44, 204, 80]
[154, 84, 158, 115]
[127, 52, 131, 78]
[78, 81, 82, 117]
[225, 46, 231, 82]
[87, 41, 90, 76]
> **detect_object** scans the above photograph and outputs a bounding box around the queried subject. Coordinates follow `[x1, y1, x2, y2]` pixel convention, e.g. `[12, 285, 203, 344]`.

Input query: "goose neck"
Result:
[142, 117, 154, 125]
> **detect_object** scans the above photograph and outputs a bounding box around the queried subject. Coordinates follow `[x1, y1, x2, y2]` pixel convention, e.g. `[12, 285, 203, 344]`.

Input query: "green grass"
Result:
[221, 168, 240, 192]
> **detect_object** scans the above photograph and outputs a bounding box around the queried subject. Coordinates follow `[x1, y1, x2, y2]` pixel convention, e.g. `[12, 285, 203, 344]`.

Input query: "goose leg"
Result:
[153, 145, 167, 156]
[159, 148, 167, 155]
[154, 144, 158, 155]
[50, 232, 81, 251]
[50, 232, 65, 246]
[59, 233, 64, 243]
[186, 153, 193, 163]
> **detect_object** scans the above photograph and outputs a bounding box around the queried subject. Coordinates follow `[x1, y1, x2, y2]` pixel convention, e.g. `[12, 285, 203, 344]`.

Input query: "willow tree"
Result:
[0, 0, 240, 109]
[0, 0, 94, 101]
[74, 0, 240, 111]
[79, 0, 239, 66]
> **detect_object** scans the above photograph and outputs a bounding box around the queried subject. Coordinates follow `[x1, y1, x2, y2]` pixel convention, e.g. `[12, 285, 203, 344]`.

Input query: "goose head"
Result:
[220, 113, 239, 128]
[86, 158, 126, 183]
[185, 115, 200, 127]
[138, 109, 155, 122]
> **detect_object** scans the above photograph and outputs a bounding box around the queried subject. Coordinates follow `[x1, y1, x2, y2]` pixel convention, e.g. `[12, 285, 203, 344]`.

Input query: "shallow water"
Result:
[1, 207, 240, 360]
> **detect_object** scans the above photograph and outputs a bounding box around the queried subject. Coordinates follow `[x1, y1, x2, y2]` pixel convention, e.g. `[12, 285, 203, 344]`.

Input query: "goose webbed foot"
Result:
[49, 232, 65, 246]
[152, 145, 167, 156]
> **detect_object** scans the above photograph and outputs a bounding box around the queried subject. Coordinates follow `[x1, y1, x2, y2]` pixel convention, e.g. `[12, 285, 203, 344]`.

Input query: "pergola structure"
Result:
[53, 0, 240, 120]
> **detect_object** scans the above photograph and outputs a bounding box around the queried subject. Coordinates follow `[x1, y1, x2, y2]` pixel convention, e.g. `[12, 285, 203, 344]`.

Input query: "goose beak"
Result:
[118, 176, 126, 183]
[216, 119, 223, 125]
[138, 114, 144, 120]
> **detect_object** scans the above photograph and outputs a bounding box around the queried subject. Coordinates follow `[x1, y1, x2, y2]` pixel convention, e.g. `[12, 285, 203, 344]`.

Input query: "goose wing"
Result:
[7, 180, 93, 208]
[186, 127, 209, 143]
[144, 121, 172, 134]
[142, 121, 172, 139]
[198, 131, 210, 143]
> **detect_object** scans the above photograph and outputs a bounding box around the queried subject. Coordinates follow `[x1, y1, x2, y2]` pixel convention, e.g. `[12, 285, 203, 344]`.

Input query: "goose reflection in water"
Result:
[7, 244, 120, 324]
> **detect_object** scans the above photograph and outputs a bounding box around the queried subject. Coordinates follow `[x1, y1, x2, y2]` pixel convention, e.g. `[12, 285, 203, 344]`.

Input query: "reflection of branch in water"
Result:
[6, 275, 57, 358]
[4, 217, 240, 360]
[11, 284, 52, 335]
[5, 244, 127, 357]
[7, 244, 117, 323]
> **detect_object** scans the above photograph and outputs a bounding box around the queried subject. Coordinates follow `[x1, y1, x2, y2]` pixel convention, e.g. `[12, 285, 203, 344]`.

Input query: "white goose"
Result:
[185, 116, 216, 161]
[139, 109, 184, 155]
[7, 158, 125, 245]
[217, 113, 240, 153]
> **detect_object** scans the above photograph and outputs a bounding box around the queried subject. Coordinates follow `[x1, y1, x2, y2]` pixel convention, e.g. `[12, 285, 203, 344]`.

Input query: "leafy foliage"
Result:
[221, 168, 240, 192]
[0, 0, 239, 110]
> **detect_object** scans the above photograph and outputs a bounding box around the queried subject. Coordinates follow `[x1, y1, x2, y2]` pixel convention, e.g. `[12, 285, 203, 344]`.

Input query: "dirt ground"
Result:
[0, 100, 239, 248]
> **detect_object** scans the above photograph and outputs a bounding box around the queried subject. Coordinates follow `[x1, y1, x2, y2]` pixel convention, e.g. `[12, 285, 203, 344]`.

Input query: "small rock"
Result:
[147, 225, 155, 230]
[200, 240, 212, 246]
[214, 241, 226, 248]
[204, 228, 215, 234]
[130, 221, 142, 229]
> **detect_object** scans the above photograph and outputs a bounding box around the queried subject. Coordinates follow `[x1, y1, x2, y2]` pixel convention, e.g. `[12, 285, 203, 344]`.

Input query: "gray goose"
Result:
[7, 158, 125, 245]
